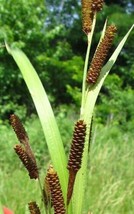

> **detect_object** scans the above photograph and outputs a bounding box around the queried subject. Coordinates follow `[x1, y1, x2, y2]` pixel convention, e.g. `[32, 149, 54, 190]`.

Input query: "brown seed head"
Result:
[81, 0, 93, 34]
[66, 120, 86, 204]
[67, 120, 87, 172]
[10, 114, 35, 161]
[28, 201, 41, 214]
[14, 144, 39, 179]
[92, 0, 104, 12]
[86, 24, 117, 84]
[10, 114, 28, 143]
[46, 165, 66, 214]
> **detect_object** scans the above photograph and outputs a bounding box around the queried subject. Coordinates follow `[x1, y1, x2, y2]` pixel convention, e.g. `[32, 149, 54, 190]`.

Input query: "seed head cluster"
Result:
[81, 0, 104, 34]
[46, 165, 66, 214]
[10, 114, 39, 179]
[92, 0, 104, 12]
[86, 25, 117, 84]
[67, 120, 86, 204]
[10, 114, 28, 143]
[14, 144, 39, 179]
[81, 0, 93, 34]
[67, 120, 87, 172]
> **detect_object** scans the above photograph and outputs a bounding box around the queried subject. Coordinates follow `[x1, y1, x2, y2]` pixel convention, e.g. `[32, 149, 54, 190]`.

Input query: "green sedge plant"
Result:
[5, 0, 134, 213]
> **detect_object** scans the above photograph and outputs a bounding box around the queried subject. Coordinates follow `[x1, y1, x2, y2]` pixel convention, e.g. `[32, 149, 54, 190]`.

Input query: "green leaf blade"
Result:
[6, 45, 68, 200]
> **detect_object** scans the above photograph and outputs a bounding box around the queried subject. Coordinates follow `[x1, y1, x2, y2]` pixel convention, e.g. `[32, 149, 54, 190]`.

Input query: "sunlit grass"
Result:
[85, 124, 134, 214]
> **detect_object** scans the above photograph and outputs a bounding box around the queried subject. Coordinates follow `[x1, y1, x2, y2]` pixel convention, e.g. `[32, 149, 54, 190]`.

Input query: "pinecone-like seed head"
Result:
[67, 120, 86, 172]
[81, 0, 93, 34]
[10, 114, 28, 143]
[14, 144, 39, 179]
[92, 0, 104, 12]
[86, 24, 117, 84]
[46, 165, 66, 214]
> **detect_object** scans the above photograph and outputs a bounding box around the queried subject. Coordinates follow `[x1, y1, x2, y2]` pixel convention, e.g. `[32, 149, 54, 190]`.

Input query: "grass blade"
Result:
[5, 44, 68, 201]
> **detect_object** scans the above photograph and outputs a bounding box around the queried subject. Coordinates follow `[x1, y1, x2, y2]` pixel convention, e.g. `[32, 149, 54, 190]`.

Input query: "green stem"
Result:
[80, 13, 97, 118]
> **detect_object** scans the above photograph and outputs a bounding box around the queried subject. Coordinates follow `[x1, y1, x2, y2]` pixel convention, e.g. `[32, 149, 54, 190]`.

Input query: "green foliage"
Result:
[0, 0, 47, 119]
[0, 169, 42, 213]
[55, 104, 79, 151]
[96, 74, 134, 132]
[37, 54, 84, 104]
[101, 3, 134, 87]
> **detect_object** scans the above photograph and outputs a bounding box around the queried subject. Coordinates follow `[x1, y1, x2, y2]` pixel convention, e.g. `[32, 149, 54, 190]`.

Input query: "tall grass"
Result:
[0, 116, 134, 213]
[86, 124, 134, 213]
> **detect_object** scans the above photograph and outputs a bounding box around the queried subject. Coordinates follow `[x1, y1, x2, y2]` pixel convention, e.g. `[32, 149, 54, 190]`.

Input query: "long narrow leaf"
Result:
[5, 44, 68, 201]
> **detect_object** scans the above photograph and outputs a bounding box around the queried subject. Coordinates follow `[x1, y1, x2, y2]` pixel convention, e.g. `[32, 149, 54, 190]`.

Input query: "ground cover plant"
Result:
[0, 0, 134, 213]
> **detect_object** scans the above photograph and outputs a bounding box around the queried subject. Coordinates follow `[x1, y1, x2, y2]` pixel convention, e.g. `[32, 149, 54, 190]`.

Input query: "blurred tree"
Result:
[0, 0, 84, 119]
[45, 0, 81, 28]
[0, 0, 48, 119]
[96, 74, 134, 131]
[0, 0, 134, 122]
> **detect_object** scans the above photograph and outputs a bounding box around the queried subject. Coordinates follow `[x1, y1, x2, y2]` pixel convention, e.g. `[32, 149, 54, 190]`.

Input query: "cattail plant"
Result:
[6, 0, 133, 213]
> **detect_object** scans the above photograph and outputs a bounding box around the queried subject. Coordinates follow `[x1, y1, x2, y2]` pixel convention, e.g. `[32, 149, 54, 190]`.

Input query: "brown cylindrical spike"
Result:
[86, 25, 117, 84]
[14, 144, 39, 179]
[67, 120, 86, 172]
[10, 114, 38, 179]
[67, 120, 86, 204]
[28, 201, 41, 214]
[46, 165, 66, 214]
[10, 114, 28, 143]
[92, 0, 104, 12]
[81, 0, 93, 34]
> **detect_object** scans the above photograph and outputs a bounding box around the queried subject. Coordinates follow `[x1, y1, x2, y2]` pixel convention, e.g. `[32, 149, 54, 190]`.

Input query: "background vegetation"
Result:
[0, 0, 134, 213]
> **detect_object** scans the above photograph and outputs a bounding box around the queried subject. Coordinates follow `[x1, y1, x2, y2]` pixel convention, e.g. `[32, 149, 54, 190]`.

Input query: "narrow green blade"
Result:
[6, 45, 68, 200]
